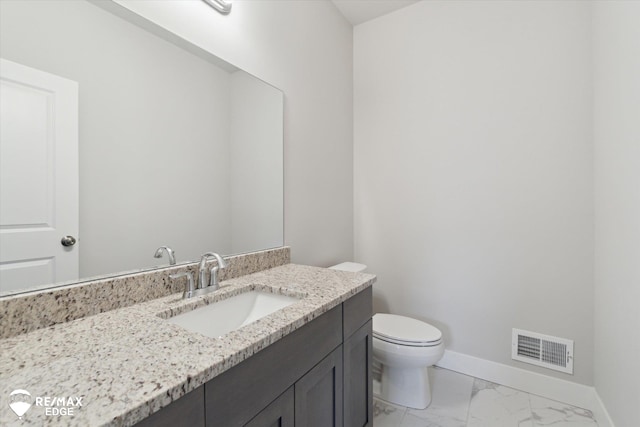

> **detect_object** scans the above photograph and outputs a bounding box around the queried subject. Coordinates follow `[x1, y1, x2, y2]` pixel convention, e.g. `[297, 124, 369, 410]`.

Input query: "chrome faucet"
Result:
[154, 246, 176, 265]
[197, 252, 227, 290]
[170, 271, 195, 298]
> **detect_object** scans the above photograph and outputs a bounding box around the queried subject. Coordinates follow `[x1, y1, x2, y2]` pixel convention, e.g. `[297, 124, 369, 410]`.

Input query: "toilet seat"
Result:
[373, 313, 442, 347]
[374, 334, 442, 347]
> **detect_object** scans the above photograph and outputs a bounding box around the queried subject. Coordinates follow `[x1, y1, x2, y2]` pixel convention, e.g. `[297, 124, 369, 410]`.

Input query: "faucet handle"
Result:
[170, 272, 195, 299]
[208, 253, 227, 290]
[209, 266, 220, 289]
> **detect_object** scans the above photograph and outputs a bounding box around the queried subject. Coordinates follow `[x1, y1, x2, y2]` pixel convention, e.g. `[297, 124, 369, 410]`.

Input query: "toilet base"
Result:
[379, 365, 432, 409]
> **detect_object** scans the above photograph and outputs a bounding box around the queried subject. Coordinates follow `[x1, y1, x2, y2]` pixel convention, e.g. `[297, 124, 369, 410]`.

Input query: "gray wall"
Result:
[115, 0, 354, 267]
[354, 0, 594, 385]
[593, 1, 640, 424]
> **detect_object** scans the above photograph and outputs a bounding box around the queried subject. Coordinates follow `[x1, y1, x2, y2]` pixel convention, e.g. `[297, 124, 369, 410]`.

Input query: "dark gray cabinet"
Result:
[134, 385, 205, 427]
[205, 304, 343, 427]
[135, 287, 372, 427]
[295, 346, 343, 427]
[343, 320, 373, 427]
[245, 387, 294, 427]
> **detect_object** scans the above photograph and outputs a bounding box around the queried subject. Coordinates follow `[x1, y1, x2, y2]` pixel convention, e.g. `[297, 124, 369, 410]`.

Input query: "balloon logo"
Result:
[9, 389, 32, 419]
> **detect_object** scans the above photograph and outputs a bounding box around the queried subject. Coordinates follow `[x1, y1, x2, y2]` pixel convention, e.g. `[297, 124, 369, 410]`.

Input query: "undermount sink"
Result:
[166, 290, 302, 339]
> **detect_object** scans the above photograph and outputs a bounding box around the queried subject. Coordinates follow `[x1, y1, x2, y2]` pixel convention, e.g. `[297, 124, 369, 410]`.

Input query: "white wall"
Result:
[354, 1, 595, 385]
[115, 0, 354, 266]
[0, 0, 232, 277]
[229, 71, 284, 255]
[593, 1, 640, 424]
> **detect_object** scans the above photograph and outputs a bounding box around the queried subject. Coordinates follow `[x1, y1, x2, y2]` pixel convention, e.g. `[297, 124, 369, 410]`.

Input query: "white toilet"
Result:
[329, 262, 445, 409]
[373, 313, 444, 409]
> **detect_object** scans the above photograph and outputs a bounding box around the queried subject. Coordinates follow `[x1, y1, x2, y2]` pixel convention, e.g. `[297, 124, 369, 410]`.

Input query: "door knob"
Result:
[61, 235, 77, 247]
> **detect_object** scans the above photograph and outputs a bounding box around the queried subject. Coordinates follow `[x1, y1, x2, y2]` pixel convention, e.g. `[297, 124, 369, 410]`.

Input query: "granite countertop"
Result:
[0, 264, 375, 426]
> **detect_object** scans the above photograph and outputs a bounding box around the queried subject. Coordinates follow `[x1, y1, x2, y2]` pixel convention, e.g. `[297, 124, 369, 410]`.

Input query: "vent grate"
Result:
[541, 339, 567, 368]
[512, 329, 573, 374]
[517, 335, 541, 359]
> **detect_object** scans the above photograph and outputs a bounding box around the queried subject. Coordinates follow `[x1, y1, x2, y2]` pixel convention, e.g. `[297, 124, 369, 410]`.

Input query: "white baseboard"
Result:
[591, 390, 615, 427]
[436, 350, 614, 427]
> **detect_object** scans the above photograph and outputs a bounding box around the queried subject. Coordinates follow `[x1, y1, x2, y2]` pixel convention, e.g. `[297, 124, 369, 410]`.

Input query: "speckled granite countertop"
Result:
[0, 264, 375, 426]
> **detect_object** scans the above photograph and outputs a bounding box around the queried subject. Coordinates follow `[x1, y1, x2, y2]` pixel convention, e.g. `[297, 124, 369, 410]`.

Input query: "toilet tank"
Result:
[328, 262, 367, 273]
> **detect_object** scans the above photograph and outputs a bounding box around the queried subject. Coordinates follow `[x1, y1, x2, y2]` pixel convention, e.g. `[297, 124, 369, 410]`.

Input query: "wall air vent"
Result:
[512, 328, 574, 374]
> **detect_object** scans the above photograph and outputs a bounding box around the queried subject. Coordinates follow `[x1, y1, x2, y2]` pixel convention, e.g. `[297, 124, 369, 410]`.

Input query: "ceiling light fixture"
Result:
[202, 0, 232, 15]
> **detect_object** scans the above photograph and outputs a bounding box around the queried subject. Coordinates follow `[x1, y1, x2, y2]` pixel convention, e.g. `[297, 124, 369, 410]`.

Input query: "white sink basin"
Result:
[166, 290, 301, 339]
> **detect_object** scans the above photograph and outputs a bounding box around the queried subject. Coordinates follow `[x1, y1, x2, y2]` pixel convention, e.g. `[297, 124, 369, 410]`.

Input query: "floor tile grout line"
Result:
[399, 405, 408, 425]
[464, 377, 475, 426]
[527, 391, 533, 426]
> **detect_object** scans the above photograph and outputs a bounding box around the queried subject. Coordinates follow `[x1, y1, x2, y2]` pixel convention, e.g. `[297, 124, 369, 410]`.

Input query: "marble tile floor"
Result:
[373, 367, 599, 427]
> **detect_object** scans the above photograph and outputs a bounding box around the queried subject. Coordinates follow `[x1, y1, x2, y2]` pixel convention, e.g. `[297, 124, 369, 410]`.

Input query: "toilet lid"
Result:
[373, 313, 442, 345]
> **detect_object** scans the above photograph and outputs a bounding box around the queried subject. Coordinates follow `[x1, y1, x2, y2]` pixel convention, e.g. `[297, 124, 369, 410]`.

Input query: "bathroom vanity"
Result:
[0, 251, 375, 427]
[138, 287, 373, 427]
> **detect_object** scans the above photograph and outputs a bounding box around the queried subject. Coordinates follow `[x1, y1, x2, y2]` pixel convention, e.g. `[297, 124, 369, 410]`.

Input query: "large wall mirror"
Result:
[0, 0, 284, 295]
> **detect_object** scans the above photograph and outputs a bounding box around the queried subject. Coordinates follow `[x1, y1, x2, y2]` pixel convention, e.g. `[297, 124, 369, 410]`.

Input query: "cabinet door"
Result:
[295, 346, 343, 427]
[245, 387, 294, 427]
[343, 320, 373, 427]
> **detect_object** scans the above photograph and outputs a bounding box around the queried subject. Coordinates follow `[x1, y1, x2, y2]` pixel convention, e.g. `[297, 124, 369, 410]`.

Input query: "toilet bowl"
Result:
[373, 313, 444, 409]
[328, 262, 445, 409]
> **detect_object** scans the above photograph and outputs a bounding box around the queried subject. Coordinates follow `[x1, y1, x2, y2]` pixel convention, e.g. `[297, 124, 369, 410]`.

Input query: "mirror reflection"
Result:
[0, 0, 284, 295]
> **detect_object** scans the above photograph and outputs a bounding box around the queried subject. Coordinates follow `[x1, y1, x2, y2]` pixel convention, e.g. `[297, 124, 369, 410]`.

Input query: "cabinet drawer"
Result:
[343, 287, 372, 339]
[134, 385, 204, 427]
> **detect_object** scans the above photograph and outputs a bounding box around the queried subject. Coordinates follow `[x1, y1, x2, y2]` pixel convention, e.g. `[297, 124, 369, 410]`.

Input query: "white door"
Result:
[0, 58, 79, 293]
